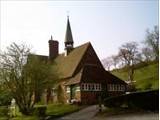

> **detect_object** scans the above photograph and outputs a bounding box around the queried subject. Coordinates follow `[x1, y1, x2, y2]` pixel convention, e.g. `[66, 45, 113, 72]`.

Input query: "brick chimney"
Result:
[48, 35, 59, 59]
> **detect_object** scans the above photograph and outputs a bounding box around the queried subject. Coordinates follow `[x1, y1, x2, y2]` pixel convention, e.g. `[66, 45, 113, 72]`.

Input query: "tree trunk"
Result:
[128, 66, 134, 82]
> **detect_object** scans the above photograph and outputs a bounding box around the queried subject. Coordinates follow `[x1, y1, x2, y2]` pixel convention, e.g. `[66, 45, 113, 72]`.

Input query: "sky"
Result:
[0, 1, 158, 60]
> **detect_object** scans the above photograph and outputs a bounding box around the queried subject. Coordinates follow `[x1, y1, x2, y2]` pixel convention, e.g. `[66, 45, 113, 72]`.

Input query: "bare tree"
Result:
[0, 43, 56, 115]
[101, 57, 112, 71]
[145, 26, 159, 60]
[111, 55, 120, 69]
[118, 42, 139, 82]
[141, 47, 154, 61]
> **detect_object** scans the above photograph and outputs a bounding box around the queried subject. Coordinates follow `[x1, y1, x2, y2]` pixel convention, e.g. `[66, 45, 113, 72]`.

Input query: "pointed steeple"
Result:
[64, 17, 74, 56]
[65, 16, 74, 44]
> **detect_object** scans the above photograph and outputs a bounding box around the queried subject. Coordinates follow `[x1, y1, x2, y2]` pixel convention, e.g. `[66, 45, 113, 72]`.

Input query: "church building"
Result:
[36, 18, 127, 104]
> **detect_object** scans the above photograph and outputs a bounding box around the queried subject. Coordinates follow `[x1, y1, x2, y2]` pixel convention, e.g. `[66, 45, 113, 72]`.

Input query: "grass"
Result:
[0, 116, 38, 120]
[46, 103, 80, 116]
[0, 104, 80, 120]
[112, 61, 159, 90]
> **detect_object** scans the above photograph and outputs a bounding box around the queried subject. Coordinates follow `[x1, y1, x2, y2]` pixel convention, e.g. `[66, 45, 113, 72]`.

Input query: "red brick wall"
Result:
[81, 91, 101, 104]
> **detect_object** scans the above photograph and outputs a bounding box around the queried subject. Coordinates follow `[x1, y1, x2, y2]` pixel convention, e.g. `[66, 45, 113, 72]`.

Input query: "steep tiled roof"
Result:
[64, 69, 83, 85]
[53, 42, 90, 79]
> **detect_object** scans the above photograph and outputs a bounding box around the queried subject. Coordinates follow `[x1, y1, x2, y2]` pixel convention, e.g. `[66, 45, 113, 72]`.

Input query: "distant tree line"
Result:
[102, 25, 159, 82]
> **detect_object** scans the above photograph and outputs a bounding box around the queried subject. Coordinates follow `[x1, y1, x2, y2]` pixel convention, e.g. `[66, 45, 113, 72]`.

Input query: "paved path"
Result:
[53, 105, 158, 120]
[94, 112, 159, 120]
[56, 105, 98, 120]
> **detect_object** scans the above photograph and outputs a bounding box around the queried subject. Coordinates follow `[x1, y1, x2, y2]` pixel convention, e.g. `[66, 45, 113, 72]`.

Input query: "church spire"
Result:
[65, 17, 74, 44]
[64, 17, 74, 55]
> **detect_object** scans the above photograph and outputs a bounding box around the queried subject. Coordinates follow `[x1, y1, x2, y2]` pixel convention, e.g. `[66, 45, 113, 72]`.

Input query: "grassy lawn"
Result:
[0, 116, 38, 120]
[0, 104, 80, 120]
[46, 103, 80, 116]
[112, 62, 159, 90]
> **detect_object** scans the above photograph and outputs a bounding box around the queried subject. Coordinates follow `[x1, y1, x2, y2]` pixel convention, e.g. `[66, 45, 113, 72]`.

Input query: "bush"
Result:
[33, 105, 47, 117]
[0, 90, 12, 106]
[0, 106, 9, 116]
[128, 90, 159, 110]
[104, 89, 158, 111]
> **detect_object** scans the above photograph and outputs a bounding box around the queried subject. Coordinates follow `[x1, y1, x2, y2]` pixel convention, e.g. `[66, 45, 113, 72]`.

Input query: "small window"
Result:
[112, 84, 114, 91]
[118, 85, 120, 91]
[99, 84, 102, 91]
[76, 86, 80, 91]
[88, 84, 91, 90]
[115, 85, 117, 91]
[92, 84, 95, 90]
[81, 84, 84, 90]
[119, 85, 125, 91]
[109, 84, 112, 91]
[85, 84, 88, 91]
[66, 86, 70, 93]
[95, 84, 98, 90]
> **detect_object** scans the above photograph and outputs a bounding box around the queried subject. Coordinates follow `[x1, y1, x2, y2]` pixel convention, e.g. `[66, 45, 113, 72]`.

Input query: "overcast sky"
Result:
[0, 1, 158, 60]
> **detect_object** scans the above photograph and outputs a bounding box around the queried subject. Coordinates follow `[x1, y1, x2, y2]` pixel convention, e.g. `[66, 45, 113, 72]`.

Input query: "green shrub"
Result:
[33, 105, 47, 117]
[104, 89, 158, 111]
[0, 106, 9, 116]
[0, 90, 12, 106]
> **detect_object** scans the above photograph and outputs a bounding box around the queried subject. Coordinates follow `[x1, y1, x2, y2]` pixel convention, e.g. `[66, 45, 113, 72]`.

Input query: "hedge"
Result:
[104, 89, 158, 111]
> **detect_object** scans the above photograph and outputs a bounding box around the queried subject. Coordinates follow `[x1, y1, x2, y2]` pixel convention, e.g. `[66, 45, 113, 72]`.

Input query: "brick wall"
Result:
[81, 91, 101, 104]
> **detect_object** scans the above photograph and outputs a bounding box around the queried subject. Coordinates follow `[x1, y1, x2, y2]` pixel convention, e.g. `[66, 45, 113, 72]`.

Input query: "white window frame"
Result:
[76, 86, 80, 92]
[81, 83, 102, 91]
[66, 86, 70, 93]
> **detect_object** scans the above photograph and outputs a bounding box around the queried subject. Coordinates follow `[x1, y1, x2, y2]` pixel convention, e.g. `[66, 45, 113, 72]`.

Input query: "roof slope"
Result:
[64, 69, 83, 85]
[53, 42, 90, 78]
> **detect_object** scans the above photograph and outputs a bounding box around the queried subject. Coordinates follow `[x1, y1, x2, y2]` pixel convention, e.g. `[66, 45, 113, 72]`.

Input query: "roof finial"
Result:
[67, 11, 70, 19]
[51, 35, 53, 40]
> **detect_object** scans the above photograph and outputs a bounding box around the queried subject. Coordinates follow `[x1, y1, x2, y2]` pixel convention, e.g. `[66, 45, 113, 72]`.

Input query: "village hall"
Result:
[33, 17, 127, 104]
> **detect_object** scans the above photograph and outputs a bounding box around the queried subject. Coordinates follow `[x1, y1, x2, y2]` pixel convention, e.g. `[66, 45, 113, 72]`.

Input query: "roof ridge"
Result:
[74, 42, 91, 49]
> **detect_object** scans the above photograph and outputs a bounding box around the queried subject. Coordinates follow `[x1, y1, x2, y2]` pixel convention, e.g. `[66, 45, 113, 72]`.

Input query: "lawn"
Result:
[46, 103, 80, 116]
[112, 62, 159, 90]
[0, 104, 80, 120]
[0, 116, 38, 120]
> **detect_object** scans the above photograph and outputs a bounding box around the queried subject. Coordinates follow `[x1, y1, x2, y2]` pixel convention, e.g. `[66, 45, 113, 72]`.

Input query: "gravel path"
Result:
[94, 112, 159, 120]
[56, 105, 98, 120]
[54, 105, 158, 120]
